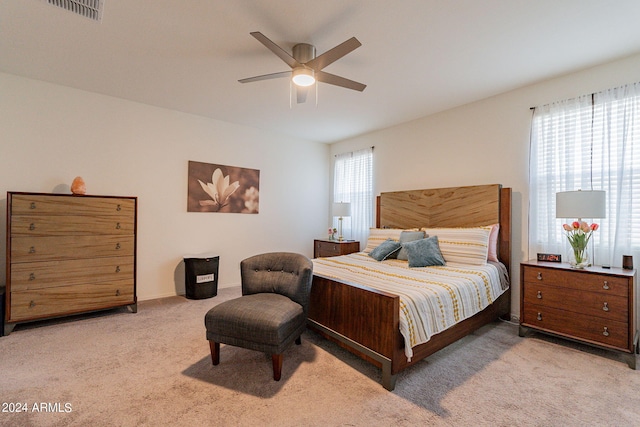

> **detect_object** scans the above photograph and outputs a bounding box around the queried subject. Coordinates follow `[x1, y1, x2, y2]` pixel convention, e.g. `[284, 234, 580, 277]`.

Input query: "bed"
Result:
[307, 184, 512, 390]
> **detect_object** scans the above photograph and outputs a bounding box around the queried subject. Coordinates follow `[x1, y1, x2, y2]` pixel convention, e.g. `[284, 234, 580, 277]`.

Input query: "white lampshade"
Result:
[333, 202, 351, 217]
[556, 190, 606, 219]
[292, 68, 315, 87]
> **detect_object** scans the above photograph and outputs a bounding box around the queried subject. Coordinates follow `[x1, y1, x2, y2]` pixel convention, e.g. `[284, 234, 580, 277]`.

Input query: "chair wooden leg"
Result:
[295, 336, 302, 345]
[272, 354, 283, 381]
[209, 341, 220, 366]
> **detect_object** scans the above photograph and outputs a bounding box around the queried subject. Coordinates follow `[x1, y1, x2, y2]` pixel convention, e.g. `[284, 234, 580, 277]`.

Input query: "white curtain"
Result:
[529, 82, 640, 267]
[333, 147, 374, 248]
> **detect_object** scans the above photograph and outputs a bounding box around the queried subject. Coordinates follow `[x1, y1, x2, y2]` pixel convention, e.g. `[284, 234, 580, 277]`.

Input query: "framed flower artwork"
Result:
[187, 160, 259, 213]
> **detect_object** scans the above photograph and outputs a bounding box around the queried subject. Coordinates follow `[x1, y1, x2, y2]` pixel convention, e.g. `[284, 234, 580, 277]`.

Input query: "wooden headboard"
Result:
[375, 184, 512, 272]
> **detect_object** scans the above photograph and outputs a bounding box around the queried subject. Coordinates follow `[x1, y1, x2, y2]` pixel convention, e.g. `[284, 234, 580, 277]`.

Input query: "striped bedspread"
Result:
[312, 252, 509, 360]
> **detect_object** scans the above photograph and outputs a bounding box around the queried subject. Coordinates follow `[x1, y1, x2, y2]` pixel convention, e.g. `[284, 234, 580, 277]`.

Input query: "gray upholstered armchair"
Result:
[204, 252, 313, 381]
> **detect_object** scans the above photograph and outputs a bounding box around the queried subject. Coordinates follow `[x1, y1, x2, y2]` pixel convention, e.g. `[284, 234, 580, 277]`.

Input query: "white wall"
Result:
[330, 52, 640, 319]
[0, 72, 330, 300]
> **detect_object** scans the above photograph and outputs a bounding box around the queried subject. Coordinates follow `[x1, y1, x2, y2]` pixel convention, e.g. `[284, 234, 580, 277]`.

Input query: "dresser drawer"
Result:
[316, 241, 343, 257]
[314, 240, 360, 258]
[10, 257, 134, 291]
[523, 282, 628, 323]
[10, 194, 135, 216]
[9, 282, 135, 322]
[522, 265, 628, 297]
[11, 214, 134, 236]
[522, 304, 629, 351]
[11, 235, 135, 263]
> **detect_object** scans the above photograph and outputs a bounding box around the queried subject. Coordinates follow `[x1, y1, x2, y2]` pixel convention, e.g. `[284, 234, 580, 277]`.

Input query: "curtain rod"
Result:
[528, 82, 639, 110]
[530, 89, 598, 110]
[334, 146, 375, 157]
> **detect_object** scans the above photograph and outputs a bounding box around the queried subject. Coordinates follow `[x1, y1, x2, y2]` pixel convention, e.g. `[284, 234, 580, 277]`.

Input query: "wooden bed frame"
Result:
[307, 184, 512, 390]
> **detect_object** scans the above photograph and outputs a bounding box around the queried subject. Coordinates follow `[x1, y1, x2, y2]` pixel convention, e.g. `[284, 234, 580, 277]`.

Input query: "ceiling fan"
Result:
[239, 32, 366, 103]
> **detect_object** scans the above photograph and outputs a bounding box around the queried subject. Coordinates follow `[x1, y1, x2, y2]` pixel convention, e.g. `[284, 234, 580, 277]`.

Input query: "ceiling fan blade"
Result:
[250, 31, 300, 69]
[296, 86, 308, 104]
[305, 37, 362, 71]
[238, 71, 291, 84]
[316, 71, 366, 92]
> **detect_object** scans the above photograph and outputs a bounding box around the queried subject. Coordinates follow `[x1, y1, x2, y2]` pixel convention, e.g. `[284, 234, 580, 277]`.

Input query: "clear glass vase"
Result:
[569, 246, 590, 269]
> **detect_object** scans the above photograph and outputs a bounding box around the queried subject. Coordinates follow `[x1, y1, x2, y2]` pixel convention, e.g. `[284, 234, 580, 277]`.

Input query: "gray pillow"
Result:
[402, 236, 446, 267]
[396, 230, 426, 260]
[368, 238, 401, 261]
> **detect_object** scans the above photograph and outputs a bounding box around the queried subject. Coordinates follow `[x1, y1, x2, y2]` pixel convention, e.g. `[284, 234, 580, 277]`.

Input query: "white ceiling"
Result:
[2, 0, 640, 143]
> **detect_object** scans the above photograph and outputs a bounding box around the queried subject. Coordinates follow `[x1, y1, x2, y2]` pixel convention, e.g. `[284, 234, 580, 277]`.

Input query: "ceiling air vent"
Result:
[42, 0, 104, 22]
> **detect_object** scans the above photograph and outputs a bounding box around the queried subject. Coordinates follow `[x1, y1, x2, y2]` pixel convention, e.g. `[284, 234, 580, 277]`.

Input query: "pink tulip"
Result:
[580, 221, 590, 232]
[563, 224, 572, 231]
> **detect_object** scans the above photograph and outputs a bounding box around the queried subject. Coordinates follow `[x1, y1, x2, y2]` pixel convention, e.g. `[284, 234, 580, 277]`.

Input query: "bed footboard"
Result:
[307, 275, 400, 390]
[308, 274, 511, 391]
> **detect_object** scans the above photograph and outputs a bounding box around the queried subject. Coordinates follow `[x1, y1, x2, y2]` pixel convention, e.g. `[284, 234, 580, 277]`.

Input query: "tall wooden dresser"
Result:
[520, 260, 638, 369]
[4, 192, 137, 335]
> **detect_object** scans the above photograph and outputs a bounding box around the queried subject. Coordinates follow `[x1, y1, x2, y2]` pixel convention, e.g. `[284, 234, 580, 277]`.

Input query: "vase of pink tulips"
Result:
[328, 227, 337, 240]
[562, 220, 599, 268]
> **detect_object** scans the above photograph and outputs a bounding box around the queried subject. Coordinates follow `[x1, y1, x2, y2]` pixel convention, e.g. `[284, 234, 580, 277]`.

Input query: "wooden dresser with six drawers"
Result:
[4, 192, 137, 335]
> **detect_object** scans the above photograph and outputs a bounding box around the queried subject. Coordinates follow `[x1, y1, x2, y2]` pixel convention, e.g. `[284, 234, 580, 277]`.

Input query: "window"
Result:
[529, 82, 640, 266]
[333, 147, 373, 247]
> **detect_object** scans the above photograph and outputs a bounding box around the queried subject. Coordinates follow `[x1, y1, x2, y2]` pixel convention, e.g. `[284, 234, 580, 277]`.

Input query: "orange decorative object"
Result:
[71, 176, 86, 195]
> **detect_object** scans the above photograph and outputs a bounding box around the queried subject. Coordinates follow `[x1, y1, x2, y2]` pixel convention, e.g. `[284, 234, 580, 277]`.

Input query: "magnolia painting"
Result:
[187, 161, 260, 214]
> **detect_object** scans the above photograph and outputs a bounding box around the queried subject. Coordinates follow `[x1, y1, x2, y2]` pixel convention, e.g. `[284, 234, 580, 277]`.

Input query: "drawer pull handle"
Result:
[603, 327, 610, 337]
[603, 281, 610, 290]
[116, 204, 121, 211]
[536, 272, 543, 280]
[29, 246, 36, 254]
[537, 312, 542, 321]
[29, 223, 35, 231]
[115, 289, 121, 296]
[30, 202, 36, 209]
[603, 302, 609, 312]
[29, 273, 36, 281]
[115, 243, 121, 250]
[116, 222, 121, 229]
[536, 290, 542, 299]
[29, 300, 36, 308]
[116, 266, 121, 273]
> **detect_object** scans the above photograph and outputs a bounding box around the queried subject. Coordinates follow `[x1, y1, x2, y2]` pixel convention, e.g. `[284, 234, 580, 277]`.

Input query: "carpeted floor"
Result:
[2, 286, 640, 426]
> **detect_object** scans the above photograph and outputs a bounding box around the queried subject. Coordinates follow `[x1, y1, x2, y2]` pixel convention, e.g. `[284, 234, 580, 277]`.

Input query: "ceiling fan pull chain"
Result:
[289, 80, 293, 109]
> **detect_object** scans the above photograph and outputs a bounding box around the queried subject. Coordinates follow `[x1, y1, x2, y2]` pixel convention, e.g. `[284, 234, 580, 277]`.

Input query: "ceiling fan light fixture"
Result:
[292, 68, 315, 87]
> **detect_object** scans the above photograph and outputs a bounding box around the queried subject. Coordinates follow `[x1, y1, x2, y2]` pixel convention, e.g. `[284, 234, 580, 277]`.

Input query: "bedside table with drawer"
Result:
[313, 239, 360, 258]
[519, 260, 638, 369]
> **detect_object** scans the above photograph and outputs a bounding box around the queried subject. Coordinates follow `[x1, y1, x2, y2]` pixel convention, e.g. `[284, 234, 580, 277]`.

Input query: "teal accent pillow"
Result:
[402, 236, 446, 267]
[368, 238, 402, 261]
[396, 230, 426, 260]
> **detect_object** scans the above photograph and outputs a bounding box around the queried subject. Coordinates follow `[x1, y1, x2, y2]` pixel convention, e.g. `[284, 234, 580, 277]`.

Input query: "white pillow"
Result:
[420, 226, 492, 265]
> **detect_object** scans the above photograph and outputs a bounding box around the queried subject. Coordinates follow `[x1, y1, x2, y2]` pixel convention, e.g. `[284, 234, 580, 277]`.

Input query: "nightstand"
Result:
[519, 260, 638, 369]
[313, 239, 360, 258]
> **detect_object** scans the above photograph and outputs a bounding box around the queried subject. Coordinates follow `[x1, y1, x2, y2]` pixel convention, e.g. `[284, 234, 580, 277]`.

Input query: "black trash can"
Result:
[184, 255, 219, 299]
